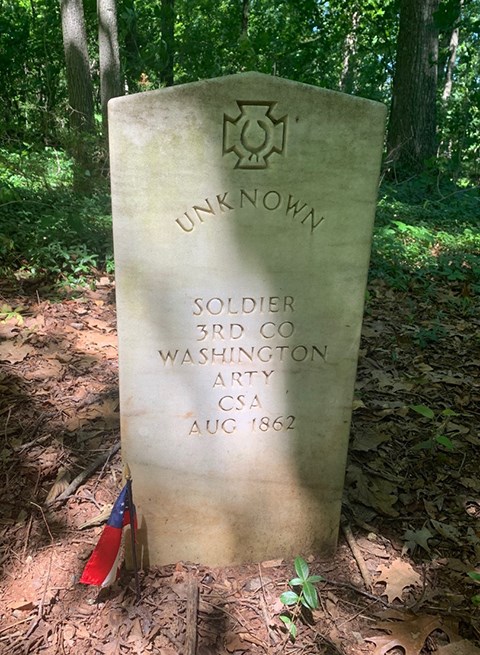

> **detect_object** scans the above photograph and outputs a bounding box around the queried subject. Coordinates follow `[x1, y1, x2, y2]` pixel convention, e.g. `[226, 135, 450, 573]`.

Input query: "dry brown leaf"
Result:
[0, 323, 19, 339]
[261, 558, 283, 568]
[437, 640, 480, 654]
[225, 632, 248, 652]
[45, 468, 71, 504]
[101, 638, 122, 654]
[24, 360, 63, 381]
[366, 614, 458, 655]
[237, 632, 265, 647]
[0, 341, 35, 363]
[376, 560, 421, 602]
[9, 598, 37, 611]
[78, 504, 113, 529]
[346, 464, 399, 516]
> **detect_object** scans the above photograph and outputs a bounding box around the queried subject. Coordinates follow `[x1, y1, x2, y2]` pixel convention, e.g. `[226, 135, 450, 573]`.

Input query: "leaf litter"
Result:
[0, 271, 479, 654]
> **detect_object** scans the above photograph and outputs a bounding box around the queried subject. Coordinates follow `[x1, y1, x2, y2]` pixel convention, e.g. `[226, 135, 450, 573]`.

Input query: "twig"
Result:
[314, 631, 347, 655]
[201, 600, 268, 648]
[22, 515, 34, 560]
[46, 442, 120, 505]
[4, 406, 12, 440]
[258, 563, 277, 650]
[30, 502, 54, 542]
[323, 579, 390, 606]
[0, 617, 33, 635]
[341, 520, 372, 591]
[11, 545, 54, 650]
[185, 573, 199, 655]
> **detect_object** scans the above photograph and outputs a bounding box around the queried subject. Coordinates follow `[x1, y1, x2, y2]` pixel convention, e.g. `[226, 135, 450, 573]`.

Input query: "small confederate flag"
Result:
[80, 482, 136, 587]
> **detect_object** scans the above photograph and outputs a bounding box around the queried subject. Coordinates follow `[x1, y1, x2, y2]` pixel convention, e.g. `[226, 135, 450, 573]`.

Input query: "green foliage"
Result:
[467, 571, 480, 606]
[279, 557, 323, 640]
[0, 148, 112, 286]
[409, 405, 458, 453]
[371, 181, 480, 294]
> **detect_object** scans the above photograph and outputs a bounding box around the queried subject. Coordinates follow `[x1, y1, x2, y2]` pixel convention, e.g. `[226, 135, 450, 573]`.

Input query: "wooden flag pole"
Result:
[124, 464, 141, 602]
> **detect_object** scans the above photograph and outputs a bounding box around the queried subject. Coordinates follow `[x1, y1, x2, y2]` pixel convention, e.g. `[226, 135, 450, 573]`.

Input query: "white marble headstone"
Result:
[109, 72, 386, 566]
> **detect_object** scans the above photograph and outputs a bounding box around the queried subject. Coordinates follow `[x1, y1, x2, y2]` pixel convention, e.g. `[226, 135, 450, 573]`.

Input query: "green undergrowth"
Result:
[0, 146, 113, 287]
[371, 179, 480, 294]
[1, 147, 479, 291]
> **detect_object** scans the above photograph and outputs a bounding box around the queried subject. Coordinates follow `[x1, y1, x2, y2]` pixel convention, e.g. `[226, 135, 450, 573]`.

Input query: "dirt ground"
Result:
[0, 275, 479, 655]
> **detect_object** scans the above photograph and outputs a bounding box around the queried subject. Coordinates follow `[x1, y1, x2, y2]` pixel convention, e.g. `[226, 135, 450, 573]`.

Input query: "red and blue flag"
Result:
[80, 482, 136, 588]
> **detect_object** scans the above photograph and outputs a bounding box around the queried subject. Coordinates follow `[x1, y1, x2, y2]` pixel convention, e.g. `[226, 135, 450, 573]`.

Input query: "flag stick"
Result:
[125, 467, 141, 602]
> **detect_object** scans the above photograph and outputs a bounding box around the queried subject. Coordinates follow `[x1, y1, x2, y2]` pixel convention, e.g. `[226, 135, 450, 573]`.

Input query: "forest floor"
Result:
[0, 272, 479, 655]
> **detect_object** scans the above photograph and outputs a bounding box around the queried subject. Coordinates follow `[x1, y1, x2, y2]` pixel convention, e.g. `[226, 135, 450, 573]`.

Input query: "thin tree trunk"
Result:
[340, 10, 360, 95]
[160, 0, 175, 87]
[442, 0, 462, 102]
[241, 0, 250, 38]
[60, 0, 95, 191]
[98, 0, 122, 139]
[387, 0, 440, 173]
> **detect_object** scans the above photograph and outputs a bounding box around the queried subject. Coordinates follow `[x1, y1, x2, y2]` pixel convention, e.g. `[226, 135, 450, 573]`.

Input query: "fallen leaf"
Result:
[367, 614, 458, 655]
[45, 468, 70, 504]
[0, 341, 35, 363]
[351, 433, 390, 452]
[225, 632, 248, 652]
[78, 504, 113, 529]
[24, 360, 63, 381]
[9, 599, 36, 611]
[352, 399, 366, 410]
[262, 558, 284, 568]
[437, 640, 480, 654]
[430, 519, 462, 544]
[347, 465, 399, 516]
[403, 527, 433, 554]
[376, 560, 421, 602]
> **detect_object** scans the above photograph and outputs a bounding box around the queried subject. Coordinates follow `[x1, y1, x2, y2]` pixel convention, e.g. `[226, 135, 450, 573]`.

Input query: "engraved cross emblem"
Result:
[223, 101, 287, 169]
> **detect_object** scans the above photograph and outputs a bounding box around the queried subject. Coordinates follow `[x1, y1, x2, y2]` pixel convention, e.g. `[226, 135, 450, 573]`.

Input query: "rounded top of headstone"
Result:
[108, 71, 386, 116]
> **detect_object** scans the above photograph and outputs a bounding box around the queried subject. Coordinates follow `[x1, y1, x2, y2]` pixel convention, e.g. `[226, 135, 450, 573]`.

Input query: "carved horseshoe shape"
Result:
[240, 119, 269, 155]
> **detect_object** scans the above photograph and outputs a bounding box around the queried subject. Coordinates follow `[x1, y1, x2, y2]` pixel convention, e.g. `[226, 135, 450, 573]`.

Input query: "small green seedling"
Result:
[279, 557, 323, 639]
[467, 571, 480, 606]
[409, 405, 457, 451]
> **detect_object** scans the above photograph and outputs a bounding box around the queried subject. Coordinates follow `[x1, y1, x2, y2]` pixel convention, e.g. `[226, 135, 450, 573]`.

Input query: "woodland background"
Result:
[0, 2, 480, 654]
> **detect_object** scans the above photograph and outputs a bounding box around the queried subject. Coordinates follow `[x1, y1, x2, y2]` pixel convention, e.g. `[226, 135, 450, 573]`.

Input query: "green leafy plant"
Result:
[0, 303, 25, 325]
[409, 405, 457, 452]
[467, 571, 480, 606]
[279, 557, 323, 640]
[413, 322, 447, 349]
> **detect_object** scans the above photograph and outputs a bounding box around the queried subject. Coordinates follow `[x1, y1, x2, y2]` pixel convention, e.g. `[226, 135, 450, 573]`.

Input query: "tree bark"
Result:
[160, 0, 175, 87]
[60, 0, 95, 191]
[98, 0, 122, 138]
[340, 9, 360, 95]
[442, 0, 462, 102]
[387, 0, 440, 173]
[241, 0, 250, 39]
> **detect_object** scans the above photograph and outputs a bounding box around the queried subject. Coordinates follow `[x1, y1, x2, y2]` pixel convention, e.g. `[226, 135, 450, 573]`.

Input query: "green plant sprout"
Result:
[279, 557, 323, 640]
[409, 405, 458, 452]
[0, 303, 24, 325]
[467, 571, 480, 606]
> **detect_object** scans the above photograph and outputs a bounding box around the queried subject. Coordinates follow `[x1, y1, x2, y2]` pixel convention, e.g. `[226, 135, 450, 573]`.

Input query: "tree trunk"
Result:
[60, 0, 95, 191]
[241, 0, 250, 38]
[98, 0, 122, 138]
[340, 9, 360, 95]
[387, 0, 440, 174]
[160, 0, 175, 87]
[442, 0, 462, 102]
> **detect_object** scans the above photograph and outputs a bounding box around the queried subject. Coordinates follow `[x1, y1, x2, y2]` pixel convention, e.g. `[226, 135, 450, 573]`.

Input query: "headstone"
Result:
[109, 72, 386, 566]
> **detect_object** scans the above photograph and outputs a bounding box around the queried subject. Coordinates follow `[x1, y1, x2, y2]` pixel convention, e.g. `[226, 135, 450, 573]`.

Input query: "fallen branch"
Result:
[341, 520, 373, 591]
[46, 442, 120, 505]
[185, 573, 199, 655]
